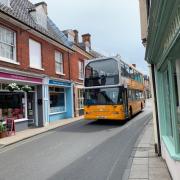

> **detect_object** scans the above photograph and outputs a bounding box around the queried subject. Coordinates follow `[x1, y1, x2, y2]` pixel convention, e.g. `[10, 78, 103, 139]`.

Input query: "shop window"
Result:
[163, 69, 173, 137]
[0, 26, 16, 61]
[79, 61, 84, 79]
[29, 39, 42, 69]
[49, 87, 65, 113]
[174, 60, 180, 151]
[174, 60, 180, 139]
[0, 92, 25, 120]
[55, 51, 63, 74]
[78, 89, 84, 109]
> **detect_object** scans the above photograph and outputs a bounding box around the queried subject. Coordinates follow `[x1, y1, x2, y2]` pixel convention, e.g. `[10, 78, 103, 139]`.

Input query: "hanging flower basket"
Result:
[7, 83, 20, 92]
[21, 85, 32, 92]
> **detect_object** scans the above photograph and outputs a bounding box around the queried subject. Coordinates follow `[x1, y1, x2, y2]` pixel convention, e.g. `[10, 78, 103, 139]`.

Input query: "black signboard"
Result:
[6, 118, 15, 135]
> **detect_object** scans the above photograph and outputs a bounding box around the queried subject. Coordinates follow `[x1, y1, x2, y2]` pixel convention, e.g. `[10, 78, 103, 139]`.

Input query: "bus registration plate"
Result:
[97, 116, 106, 119]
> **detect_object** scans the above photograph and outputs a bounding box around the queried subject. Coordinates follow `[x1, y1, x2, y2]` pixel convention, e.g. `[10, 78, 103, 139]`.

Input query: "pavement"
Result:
[123, 120, 172, 180]
[0, 115, 83, 148]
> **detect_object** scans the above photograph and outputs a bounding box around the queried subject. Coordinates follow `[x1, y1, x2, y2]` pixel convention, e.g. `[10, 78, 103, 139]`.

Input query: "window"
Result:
[163, 69, 173, 137]
[0, 26, 16, 61]
[79, 61, 84, 79]
[85, 59, 119, 87]
[55, 51, 63, 74]
[84, 87, 123, 105]
[29, 39, 42, 69]
[0, 92, 25, 120]
[49, 87, 65, 113]
[174, 60, 180, 139]
[129, 67, 134, 79]
[78, 89, 84, 109]
[121, 62, 125, 76]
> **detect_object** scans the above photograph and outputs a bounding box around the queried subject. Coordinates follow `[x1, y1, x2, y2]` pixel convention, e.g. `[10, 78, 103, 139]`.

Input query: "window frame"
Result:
[29, 38, 42, 70]
[0, 25, 17, 63]
[55, 50, 64, 75]
[78, 88, 84, 110]
[49, 86, 66, 114]
[79, 60, 84, 80]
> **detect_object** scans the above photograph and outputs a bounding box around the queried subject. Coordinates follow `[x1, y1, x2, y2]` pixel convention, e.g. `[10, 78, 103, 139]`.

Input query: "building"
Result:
[63, 29, 103, 117]
[63, 30, 94, 117]
[139, 0, 180, 179]
[143, 74, 151, 99]
[0, 0, 75, 131]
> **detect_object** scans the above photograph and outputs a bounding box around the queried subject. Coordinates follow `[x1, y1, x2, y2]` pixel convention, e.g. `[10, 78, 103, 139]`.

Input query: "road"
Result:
[0, 102, 152, 180]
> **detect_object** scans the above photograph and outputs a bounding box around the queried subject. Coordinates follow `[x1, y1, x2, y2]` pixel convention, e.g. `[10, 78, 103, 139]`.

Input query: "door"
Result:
[27, 92, 36, 127]
[123, 88, 128, 118]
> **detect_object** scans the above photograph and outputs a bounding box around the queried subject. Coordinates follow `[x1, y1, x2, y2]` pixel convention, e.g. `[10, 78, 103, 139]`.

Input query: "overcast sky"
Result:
[31, 0, 148, 74]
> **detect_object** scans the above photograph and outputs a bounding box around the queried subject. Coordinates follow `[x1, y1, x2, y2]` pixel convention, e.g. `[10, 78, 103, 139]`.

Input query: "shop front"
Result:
[74, 84, 84, 117]
[0, 72, 43, 131]
[48, 79, 73, 122]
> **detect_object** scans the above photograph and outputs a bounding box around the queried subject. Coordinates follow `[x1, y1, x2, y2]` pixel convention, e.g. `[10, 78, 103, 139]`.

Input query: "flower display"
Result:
[21, 85, 32, 92]
[7, 83, 20, 92]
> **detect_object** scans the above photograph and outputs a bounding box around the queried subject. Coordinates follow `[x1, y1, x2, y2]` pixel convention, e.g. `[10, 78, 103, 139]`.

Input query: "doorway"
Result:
[27, 92, 36, 127]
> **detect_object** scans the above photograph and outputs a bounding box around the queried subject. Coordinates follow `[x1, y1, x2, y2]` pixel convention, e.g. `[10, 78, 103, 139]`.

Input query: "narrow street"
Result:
[0, 102, 152, 180]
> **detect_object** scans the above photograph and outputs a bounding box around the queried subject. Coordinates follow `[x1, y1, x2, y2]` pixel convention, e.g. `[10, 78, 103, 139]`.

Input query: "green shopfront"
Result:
[146, 1, 180, 179]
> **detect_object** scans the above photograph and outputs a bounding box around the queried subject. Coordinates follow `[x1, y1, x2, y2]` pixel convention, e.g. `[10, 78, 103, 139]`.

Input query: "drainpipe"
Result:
[151, 64, 161, 156]
[68, 52, 76, 117]
[68, 52, 71, 80]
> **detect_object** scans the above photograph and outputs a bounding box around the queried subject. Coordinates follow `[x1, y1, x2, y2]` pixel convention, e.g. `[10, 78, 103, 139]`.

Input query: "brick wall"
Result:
[0, 18, 71, 80]
[70, 51, 88, 83]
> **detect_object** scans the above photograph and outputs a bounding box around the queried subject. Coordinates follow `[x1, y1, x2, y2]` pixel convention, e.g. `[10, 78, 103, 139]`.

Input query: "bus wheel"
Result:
[129, 107, 133, 119]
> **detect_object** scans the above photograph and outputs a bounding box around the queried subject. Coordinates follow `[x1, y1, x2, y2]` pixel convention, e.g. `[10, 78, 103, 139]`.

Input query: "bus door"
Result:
[123, 88, 129, 118]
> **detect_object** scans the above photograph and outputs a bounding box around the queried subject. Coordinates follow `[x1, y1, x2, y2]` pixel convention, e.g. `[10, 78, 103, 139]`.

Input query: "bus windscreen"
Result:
[84, 87, 123, 105]
[85, 59, 119, 87]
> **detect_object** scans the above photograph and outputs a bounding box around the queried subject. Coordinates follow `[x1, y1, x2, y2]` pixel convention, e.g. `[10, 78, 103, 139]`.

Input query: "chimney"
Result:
[63, 29, 75, 42]
[82, 33, 91, 51]
[73, 30, 79, 44]
[132, 64, 136, 68]
[35, 1, 48, 15]
[30, 1, 48, 29]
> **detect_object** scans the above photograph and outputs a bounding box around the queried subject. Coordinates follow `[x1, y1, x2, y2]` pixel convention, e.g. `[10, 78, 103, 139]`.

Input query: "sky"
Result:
[30, 0, 149, 74]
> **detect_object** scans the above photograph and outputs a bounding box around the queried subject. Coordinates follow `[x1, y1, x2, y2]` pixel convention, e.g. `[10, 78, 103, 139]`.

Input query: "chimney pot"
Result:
[82, 33, 91, 51]
[73, 29, 79, 44]
[132, 64, 136, 68]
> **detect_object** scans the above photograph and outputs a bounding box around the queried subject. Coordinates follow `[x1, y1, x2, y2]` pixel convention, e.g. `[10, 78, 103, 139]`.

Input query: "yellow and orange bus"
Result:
[84, 57, 145, 120]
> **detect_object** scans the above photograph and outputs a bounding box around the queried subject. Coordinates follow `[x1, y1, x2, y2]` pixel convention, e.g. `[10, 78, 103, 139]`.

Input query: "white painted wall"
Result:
[162, 141, 180, 180]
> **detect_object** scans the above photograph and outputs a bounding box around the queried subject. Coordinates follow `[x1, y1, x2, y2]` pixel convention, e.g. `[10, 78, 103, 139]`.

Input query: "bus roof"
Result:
[85, 56, 144, 76]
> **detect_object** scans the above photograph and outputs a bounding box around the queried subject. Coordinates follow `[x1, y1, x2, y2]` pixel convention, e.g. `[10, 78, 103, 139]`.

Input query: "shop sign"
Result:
[49, 80, 71, 87]
[0, 72, 42, 83]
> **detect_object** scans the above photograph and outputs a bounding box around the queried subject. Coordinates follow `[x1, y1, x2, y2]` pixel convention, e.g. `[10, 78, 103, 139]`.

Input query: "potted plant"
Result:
[21, 85, 32, 92]
[0, 122, 7, 138]
[7, 83, 20, 92]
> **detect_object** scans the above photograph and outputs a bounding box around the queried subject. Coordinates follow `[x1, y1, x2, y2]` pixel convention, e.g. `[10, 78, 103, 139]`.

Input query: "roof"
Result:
[0, 0, 72, 50]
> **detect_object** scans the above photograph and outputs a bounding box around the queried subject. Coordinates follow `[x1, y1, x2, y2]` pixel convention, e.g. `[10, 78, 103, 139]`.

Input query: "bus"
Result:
[84, 56, 145, 120]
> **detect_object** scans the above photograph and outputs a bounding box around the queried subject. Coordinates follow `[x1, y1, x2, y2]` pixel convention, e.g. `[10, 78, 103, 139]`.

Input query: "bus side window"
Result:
[121, 63, 125, 76]
[131, 90, 135, 100]
[128, 90, 132, 100]
[125, 65, 129, 78]
[129, 67, 134, 80]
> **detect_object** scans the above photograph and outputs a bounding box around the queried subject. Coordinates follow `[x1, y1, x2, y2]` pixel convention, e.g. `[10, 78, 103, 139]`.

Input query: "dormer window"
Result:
[0, 0, 10, 7]
[30, 2, 48, 29]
